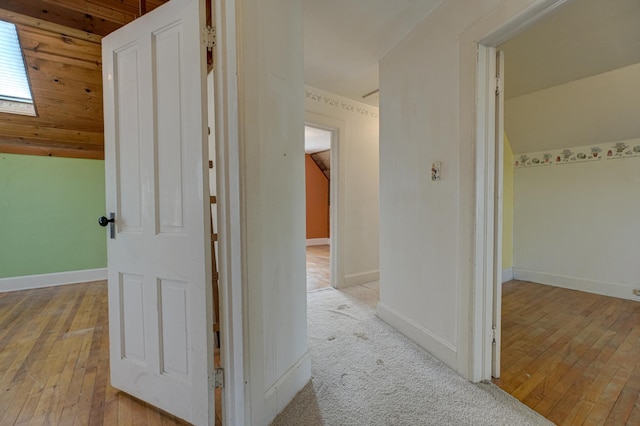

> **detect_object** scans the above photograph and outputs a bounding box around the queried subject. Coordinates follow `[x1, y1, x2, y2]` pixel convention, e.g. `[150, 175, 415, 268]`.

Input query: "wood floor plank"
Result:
[306, 244, 330, 291]
[496, 280, 640, 426]
[0, 282, 201, 425]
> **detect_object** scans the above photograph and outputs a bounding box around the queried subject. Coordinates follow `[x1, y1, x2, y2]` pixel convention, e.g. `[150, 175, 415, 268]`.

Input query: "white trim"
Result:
[513, 268, 639, 302]
[306, 238, 329, 246]
[461, 0, 569, 383]
[263, 352, 311, 422]
[377, 302, 457, 369]
[502, 268, 514, 283]
[0, 268, 107, 292]
[343, 270, 380, 287]
[213, 0, 245, 424]
[474, 43, 498, 383]
[304, 113, 345, 289]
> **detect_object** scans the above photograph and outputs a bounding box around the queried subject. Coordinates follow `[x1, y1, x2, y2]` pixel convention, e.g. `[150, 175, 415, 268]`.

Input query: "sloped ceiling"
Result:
[500, 0, 640, 154]
[1, 0, 167, 37]
[0, 1, 167, 159]
[304, 126, 331, 154]
[504, 63, 640, 154]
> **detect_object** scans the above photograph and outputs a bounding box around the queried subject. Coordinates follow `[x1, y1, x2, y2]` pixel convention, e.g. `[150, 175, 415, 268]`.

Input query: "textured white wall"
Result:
[237, 0, 309, 423]
[378, 0, 544, 378]
[514, 153, 640, 300]
[304, 86, 380, 286]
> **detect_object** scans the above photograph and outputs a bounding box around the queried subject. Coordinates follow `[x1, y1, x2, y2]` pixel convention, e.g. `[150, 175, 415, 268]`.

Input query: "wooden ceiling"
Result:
[0, 0, 167, 160]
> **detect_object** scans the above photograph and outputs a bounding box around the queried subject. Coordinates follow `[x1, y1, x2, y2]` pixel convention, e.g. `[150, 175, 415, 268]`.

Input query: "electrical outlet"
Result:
[633, 289, 640, 297]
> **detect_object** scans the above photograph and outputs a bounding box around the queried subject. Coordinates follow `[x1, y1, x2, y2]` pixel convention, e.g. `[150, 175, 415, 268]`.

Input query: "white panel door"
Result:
[101, 0, 214, 423]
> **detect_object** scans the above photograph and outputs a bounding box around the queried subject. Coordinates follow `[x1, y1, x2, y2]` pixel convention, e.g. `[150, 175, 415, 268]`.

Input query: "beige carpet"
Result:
[272, 284, 553, 426]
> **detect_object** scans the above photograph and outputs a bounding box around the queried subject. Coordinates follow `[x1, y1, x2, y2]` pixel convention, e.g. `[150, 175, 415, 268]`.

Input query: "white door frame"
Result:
[305, 112, 346, 288]
[466, 0, 571, 382]
[212, 0, 246, 423]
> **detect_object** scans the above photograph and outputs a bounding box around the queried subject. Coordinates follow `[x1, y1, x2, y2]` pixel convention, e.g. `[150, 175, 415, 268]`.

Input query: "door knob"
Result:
[99, 213, 116, 239]
[98, 216, 114, 227]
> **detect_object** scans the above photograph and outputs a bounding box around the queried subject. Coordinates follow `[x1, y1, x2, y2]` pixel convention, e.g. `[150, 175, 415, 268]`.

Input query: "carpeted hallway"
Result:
[274, 263, 551, 425]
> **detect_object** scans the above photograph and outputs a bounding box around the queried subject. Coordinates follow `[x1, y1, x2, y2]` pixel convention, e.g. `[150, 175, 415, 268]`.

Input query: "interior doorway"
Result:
[476, 0, 640, 423]
[304, 124, 336, 291]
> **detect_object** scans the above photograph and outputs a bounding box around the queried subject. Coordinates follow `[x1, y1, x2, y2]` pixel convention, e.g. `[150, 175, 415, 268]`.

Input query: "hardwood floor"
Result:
[494, 280, 640, 425]
[306, 244, 330, 292]
[0, 245, 329, 425]
[0, 282, 221, 425]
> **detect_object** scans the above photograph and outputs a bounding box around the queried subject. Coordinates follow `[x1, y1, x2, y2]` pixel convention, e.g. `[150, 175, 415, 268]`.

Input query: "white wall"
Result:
[237, 0, 309, 423]
[513, 143, 640, 300]
[377, 0, 547, 380]
[304, 86, 380, 287]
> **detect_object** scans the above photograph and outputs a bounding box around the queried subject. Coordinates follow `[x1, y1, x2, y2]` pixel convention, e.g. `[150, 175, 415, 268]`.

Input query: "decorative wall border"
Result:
[514, 139, 640, 169]
[305, 85, 379, 119]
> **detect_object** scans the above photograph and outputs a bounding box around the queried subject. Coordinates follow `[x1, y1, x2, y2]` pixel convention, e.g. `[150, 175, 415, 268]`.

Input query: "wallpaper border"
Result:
[514, 139, 640, 169]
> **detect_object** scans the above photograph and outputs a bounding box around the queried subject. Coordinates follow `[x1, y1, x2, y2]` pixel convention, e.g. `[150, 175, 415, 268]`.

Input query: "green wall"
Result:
[0, 153, 107, 278]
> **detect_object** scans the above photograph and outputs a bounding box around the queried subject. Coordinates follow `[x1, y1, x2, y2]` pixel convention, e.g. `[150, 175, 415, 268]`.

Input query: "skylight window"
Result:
[0, 20, 36, 116]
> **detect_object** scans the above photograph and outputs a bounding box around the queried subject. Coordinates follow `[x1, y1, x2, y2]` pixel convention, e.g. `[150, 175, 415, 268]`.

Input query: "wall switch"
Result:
[431, 162, 441, 181]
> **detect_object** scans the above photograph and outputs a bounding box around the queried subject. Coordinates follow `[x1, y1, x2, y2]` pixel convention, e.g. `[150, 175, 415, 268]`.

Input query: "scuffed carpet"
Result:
[272, 286, 553, 426]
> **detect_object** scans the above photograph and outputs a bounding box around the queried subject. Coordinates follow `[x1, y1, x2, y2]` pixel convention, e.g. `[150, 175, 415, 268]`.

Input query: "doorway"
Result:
[304, 125, 331, 291]
[304, 123, 340, 291]
[476, 0, 640, 422]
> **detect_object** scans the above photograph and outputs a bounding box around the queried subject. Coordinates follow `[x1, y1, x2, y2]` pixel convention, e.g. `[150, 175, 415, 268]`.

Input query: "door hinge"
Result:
[491, 325, 497, 344]
[495, 76, 503, 96]
[202, 26, 216, 50]
[214, 367, 224, 389]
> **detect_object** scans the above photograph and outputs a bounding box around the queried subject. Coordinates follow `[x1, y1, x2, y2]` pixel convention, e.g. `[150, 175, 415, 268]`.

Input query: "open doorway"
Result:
[304, 124, 335, 292]
[477, 0, 640, 423]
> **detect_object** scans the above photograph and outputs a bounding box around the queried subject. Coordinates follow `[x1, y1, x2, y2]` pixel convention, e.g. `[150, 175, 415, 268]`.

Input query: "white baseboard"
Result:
[513, 268, 638, 301]
[0, 268, 107, 293]
[264, 352, 311, 423]
[377, 301, 457, 370]
[343, 270, 380, 287]
[502, 268, 514, 283]
[306, 238, 330, 246]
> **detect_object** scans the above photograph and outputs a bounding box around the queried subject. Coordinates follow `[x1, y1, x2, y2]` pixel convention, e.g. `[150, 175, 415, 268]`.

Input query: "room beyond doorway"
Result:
[306, 245, 330, 292]
[495, 279, 640, 425]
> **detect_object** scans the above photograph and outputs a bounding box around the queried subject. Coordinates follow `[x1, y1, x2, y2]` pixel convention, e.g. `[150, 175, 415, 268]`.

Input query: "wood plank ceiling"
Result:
[0, 0, 168, 159]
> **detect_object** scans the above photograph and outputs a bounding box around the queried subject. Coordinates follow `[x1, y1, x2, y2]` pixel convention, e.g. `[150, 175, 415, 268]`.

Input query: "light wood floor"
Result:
[494, 280, 640, 425]
[306, 244, 330, 292]
[17, 264, 635, 425]
[0, 282, 221, 425]
[0, 246, 329, 425]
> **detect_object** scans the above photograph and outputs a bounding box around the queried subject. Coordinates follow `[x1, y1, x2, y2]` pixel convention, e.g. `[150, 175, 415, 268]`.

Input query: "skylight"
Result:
[0, 20, 36, 116]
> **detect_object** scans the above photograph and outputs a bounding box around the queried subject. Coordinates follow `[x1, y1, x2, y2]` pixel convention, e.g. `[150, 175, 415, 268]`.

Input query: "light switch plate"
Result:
[431, 161, 441, 181]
